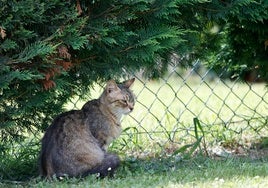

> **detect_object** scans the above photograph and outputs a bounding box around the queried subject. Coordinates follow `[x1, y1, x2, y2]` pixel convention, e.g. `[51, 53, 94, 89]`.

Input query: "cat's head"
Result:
[100, 78, 135, 115]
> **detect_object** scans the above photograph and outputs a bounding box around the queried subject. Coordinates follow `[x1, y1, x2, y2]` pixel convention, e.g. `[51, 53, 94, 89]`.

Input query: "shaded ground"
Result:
[1, 155, 268, 188]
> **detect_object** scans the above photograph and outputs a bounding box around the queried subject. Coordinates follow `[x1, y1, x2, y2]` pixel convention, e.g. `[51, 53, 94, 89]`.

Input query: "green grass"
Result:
[2, 156, 268, 187]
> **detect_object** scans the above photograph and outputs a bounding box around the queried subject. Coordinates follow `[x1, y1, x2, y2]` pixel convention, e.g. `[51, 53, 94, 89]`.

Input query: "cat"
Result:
[39, 78, 135, 178]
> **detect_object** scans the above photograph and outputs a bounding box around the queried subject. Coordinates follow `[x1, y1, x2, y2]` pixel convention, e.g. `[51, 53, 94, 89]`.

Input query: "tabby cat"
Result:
[39, 78, 135, 178]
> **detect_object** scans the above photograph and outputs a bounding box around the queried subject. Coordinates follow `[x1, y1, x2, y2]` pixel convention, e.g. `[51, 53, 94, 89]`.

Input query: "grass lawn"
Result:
[3, 157, 268, 187]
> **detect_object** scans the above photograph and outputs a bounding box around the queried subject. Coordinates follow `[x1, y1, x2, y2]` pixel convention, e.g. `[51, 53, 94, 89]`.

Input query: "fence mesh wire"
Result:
[67, 62, 268, 157]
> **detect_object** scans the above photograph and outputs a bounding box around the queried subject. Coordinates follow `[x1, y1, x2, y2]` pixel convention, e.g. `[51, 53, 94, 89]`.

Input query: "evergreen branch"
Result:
[119, 45, 136, 53]
[92, 5, 118, 19]
[196, 5, 223, 12]
[17, 42, 57, 63]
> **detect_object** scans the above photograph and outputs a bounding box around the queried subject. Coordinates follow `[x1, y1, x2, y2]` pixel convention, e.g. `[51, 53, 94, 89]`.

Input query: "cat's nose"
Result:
[129, 106, 134, 111]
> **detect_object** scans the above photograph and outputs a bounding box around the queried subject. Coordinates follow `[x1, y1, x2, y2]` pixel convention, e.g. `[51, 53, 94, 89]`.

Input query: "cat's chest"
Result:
[87, 118, 122, 149]
[102, 123, 122, 150]
[111, 123, 122, 137]
[107, 123, 122, 141]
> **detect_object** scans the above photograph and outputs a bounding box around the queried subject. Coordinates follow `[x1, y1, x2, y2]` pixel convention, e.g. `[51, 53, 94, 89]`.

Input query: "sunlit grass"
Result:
[5, 157, 268, 188]
[126, 76, 268, 128]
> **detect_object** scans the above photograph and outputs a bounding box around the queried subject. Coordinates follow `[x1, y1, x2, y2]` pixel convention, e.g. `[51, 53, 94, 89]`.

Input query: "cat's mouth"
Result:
[123, 107, 134, 114]
[129, 106, 134, 112]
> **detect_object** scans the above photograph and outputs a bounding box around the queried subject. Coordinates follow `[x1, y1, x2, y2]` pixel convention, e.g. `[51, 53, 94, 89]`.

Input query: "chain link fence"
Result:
[67, 62, 268, 158]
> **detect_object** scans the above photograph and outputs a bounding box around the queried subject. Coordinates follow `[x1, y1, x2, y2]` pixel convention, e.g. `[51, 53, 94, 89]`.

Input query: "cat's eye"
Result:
[122, 100, 127, 104]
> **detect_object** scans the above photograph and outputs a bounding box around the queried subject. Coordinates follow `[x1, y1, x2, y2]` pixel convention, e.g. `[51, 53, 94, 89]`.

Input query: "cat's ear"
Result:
[106, 80, 120, 94]
[123, 78, 135, 88]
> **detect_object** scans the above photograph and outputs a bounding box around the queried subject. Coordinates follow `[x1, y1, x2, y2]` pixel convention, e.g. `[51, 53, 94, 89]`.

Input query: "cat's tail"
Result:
[83, 153, 120, 178]
[38, 148, 54, 178]
[38, 151, 47, 177]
